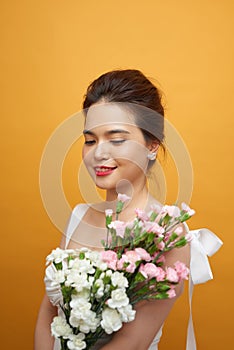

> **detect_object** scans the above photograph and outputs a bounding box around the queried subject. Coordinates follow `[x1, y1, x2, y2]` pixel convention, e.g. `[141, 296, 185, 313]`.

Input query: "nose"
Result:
[94, 141, 110, 161]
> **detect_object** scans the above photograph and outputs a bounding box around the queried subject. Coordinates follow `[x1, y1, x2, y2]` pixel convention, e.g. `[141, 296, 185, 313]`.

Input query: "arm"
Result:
[34, 236, 66, 350]
[100, 225, 190, 350]
[34, 294, 57, 350]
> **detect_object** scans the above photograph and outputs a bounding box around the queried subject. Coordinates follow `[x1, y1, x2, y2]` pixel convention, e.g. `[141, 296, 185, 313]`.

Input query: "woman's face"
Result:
[82, 102, 150, 191]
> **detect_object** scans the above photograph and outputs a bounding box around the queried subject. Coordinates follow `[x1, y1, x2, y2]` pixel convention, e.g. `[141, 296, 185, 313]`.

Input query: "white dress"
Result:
[45, 203, 223, 350]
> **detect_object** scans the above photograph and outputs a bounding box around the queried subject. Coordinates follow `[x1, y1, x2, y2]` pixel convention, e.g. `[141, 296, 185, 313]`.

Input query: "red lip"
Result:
[94, 166, 117, 176]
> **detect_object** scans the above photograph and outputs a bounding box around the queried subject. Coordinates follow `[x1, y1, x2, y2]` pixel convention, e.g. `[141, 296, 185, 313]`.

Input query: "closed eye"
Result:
[84, 140, 96, 145]
[110, 139, 126, 144]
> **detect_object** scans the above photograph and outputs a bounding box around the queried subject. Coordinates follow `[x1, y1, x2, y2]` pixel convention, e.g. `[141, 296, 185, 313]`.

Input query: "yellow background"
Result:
[1, 0, 233, 348]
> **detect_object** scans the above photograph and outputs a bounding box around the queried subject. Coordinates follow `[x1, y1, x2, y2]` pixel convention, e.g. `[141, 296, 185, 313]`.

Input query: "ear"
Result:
[148, 140, 160, 154]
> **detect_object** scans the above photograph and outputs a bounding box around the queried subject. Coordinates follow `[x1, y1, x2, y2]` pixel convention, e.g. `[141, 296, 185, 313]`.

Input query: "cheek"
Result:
[82, 147, 93, 166]
[117, 142, 148, 170]
[82, 146, 86, 162]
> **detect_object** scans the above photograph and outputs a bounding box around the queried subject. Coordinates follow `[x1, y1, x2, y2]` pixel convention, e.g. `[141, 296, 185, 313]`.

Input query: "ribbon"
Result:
[189, 228, 223, 285]
[44, 264, 63, 306]
[186, 227, 223, 350]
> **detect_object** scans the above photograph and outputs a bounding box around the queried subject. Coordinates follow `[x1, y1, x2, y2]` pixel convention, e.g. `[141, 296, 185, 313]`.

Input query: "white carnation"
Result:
[87, 251, 107, 271]
[70, 295, 91, 311]
[79, 310, 100, 333]
[118, 304, 136, 322]
[80, 247, 90, 253]
[65, 271, 90, 291]
[51, 270, 65, 285]
[111, 271, 128, 288]
[95, 278, 104, 288]
[104, 284, 111, 293]
[70, 306, 99, 333]
[71, 258, 95, 274]
[89, 276, 95, 285]
[96, 287, 104, 298]
[107, 288, 129, 309]
[51, 316, 72, 339]
[99, 272, 105, 279]
[67, 333, 86, 350]
[101, 307, 122, 334]
[46, 248, 69, 265]
[94, 278, 104, 298]
[106, 270, 112, 277]
[85, 250, 100, 262]
[74, 289, 90, 301]
[96, 260, 108, 271]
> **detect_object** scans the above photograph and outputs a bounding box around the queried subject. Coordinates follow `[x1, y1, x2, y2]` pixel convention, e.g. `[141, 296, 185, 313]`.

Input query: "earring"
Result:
[147, 152, 157, 160]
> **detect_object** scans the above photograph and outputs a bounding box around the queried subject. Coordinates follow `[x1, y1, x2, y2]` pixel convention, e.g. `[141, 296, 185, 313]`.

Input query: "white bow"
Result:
[189, 228, 223, 284]
[186, 228, 223, 350]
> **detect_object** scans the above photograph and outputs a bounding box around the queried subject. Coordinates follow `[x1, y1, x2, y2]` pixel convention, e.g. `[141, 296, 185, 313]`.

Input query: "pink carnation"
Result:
[157, 241, 165, 250]
[116, 257, 125, 270]
[124, 250, 141, 263]
[162, 205, 180, 218]
[125, 220, 135, 230]
[185, 233, 193, 242]
[166, 267, 179, 283]
[135, 208, 149, 221]
[174, 226, 183, 235]
[134, 248, 151, 262]
[105, 209, 113, 217]
[100, 250, 118, 270]
[108, 220, 126, 238]
[144, 221, 165, 235]
[154, 267, 166, 282]
[167, 288, 176, 298]
[117, 193, 131, 203]
[116, 251, 139, 273]
[125, 262, 137, 273]
[181, 202, 195, 216]
[139, 263, 156, 279]
[117, 256, 137, 273]
[174, 261, 189, 280]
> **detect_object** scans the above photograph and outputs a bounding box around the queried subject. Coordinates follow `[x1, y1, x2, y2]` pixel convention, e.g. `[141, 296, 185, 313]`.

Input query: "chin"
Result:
[95, 183, 115, 191]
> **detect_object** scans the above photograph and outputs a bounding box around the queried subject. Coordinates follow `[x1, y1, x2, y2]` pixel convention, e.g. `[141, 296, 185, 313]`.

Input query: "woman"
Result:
[35, 69, 191, 350]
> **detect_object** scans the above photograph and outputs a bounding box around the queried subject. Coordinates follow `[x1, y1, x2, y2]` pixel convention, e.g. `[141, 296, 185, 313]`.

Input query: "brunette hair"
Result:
[82, 69, 165, 164]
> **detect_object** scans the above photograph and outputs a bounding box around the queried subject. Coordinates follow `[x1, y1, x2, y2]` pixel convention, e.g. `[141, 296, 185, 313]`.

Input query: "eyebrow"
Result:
[83, 129, 130, 136]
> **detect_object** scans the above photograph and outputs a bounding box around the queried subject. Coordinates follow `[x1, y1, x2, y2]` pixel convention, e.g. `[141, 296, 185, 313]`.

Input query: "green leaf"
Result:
[146, 232, 156, 244]
[179, 212, 190, 222]
[53, 261, 63, 270]
[101, 239, 106, 248]
[79, 252, 85, 260]
[157, 283, 171, 292]
[168, 232, 178, 242]
[149, 211, 158, 221]
[134, 272, 146, 283]
[105, 215, 112, 227]
[174, 237, 187, 247]
[61, 285, 74, 303]
[162, 214, 171, 225]
[116, 201, 124, 214]
[148, 245, 157, 255]
[155, 292, 169, 299]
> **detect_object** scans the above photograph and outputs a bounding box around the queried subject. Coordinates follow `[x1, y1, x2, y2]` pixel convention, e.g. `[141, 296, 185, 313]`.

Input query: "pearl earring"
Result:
[147, 152, 157, 160]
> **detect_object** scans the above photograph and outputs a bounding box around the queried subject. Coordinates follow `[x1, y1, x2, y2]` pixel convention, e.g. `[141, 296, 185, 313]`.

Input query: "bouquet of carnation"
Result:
[46, 195, 194, 350]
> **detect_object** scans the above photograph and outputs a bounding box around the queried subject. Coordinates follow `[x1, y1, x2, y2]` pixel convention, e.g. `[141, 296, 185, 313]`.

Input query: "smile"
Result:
[94, 166, 117, 176]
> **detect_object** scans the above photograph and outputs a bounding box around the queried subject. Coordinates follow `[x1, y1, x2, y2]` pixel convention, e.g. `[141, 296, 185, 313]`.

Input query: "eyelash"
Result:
[84, 140, 126, 145]
[84, 140, 95, 145]
[110, 139, 126, 144]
